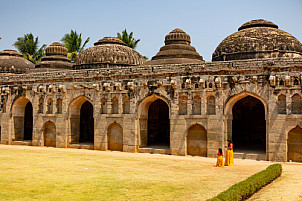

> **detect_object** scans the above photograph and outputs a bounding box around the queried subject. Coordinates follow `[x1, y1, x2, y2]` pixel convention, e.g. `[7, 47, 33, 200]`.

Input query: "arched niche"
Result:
[288, 126, 302, 162]
[108, 122, 123, 151]
[187, 124, 207, 156]
[43, 121, 56, 147]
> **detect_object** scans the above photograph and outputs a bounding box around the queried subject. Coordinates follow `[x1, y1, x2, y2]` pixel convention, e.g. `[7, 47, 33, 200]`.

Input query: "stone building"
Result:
[0, 19, 302, 162]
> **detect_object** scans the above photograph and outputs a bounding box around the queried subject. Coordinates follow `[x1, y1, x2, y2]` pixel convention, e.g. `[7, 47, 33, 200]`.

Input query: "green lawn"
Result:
[0, 145, 270, 200]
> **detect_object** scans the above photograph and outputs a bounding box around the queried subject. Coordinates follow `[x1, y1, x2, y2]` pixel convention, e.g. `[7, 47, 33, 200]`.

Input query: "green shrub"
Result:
[207, 164, 282, 201]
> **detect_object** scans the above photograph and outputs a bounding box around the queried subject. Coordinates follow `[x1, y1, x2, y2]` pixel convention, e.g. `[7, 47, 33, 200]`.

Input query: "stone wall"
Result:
[0, 57, 301, 162]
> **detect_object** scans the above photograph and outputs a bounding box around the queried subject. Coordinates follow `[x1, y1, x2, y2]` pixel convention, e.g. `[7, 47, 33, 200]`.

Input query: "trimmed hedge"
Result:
[207, 164, 282, 201]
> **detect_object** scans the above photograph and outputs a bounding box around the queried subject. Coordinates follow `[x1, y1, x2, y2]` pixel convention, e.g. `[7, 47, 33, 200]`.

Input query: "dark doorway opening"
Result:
[80, 101, 94, 143]
[147, 99, 170, 147]
[24, 102, 33, 141]
[232, 96, 266, 153]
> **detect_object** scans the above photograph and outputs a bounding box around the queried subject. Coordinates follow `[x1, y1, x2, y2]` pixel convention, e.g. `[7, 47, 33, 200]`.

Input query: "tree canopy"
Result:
[13, 33, 46, 64]
[61, 30, 90, 61]
[117, 29, 140, 49]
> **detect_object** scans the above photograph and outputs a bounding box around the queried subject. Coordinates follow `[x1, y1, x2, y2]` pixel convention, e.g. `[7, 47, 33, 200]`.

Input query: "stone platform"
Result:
[11, 141, 32, 146]
[233, 152, 266, 161]
[68, 143, 94, 150]
[139, 146, 170, 155]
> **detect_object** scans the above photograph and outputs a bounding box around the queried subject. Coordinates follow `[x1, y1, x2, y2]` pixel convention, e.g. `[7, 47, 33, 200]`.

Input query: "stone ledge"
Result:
[233, 152, 266, 161]
[138, 147, 170, 155]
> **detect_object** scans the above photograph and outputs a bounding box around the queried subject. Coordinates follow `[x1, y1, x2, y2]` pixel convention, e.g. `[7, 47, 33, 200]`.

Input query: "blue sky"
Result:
[0, 0, 302, 61]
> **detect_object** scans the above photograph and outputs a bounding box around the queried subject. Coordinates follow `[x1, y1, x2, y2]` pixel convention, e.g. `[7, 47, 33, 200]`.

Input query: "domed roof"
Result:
[0, 50, 34, 74]
[74, 37, 145, 69]
[35, 42, 72, 70]
[212, 19, 302, 61]
[146, 28, 204, 65]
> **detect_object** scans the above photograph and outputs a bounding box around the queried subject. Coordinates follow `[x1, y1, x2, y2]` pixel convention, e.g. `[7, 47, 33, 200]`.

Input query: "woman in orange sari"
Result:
[224, 139, 234, 166]
[216, 148, 224, 167]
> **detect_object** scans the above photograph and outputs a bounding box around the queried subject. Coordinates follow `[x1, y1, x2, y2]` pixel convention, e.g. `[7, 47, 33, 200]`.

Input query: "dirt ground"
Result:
[1, 145, 302, 200]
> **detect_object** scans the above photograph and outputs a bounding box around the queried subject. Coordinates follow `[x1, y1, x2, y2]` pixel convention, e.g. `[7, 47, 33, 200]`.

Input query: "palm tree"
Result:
[13, 33, 46, 64]
[61, 30, 90, 61]
[117, 29, 140, 49]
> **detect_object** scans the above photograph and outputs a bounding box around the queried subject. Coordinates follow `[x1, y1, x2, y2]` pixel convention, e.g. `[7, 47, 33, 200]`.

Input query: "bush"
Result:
[207, 164, 282, 201]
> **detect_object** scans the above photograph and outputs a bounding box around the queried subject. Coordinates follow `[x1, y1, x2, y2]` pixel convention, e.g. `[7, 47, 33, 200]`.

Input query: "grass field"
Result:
[0, 145, 272, 201]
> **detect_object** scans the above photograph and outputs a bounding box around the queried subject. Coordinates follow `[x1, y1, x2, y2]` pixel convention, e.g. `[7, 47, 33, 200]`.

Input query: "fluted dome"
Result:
[74, 37, 145, 69]
[212, 19, 302, 61]
[35, 42, 72, 70]
[0, 50, 34, 74]
[146, 28, 204, 65]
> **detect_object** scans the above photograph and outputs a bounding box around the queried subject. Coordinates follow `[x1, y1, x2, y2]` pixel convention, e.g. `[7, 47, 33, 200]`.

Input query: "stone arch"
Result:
[287, 125, 302, 162]
[224, 91, 268, 117]
[107, 122, 123, 151]
[68, 95, 94, 144]
[47, 98, 53, 114]
[291, 93, 302, 114]
[137, 94, 170, 148]
[179, 95, 187, 115]
[207, 95, 215, 115]
[224, 92, 267, 154]
[122, 96, 130, 114]
[38, 97, 43, 114]
[277, 94, 286, 114]
[111, 96, 118, 114]
[43, 121, 56, 147]
[187, 124, 207, 156]
[56, 98, 62, 114]
[100, 97, 107, 114]
[11, 96, 33, 141]
[192, 95, 201, 115]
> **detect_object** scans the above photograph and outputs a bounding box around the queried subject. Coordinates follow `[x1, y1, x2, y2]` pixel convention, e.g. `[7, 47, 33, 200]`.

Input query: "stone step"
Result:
[139, 147, 170, 155]
[233, 152, 266, 161]
[11, 141, 32, 146]
[69, 144, 94, 150]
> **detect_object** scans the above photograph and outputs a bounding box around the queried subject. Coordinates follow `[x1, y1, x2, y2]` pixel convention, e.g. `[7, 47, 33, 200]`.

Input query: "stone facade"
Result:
[0, 19, 302, 162]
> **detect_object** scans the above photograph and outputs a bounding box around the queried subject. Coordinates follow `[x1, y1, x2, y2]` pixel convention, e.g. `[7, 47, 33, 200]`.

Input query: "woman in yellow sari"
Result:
[216, 148, 224, 167]
[224, 139, 234, 166]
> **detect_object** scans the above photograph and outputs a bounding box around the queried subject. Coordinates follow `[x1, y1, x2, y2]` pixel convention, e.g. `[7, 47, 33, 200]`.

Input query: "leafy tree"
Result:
[61, 30, 90, 61]
[117, 29, 140, 49]
[13, 33, 46, 64]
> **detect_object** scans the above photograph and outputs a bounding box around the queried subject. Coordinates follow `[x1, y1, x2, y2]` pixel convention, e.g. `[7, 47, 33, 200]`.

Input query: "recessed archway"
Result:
[147, 99, 170, 147]
[288, 126, 302, 162]
[43, 121, 56, 147]
[232, 96, 266, 153]
[69, 96, 94, 145]
[12, 96, 33, 141]
[137, 94, 170, 149]
[80, 101, 94, 143]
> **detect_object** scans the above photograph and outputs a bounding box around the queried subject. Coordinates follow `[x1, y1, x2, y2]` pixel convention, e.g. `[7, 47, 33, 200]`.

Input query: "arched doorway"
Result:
[43, 121, 56, 147]
[108, 123, 123, 151]
[12, 96, 33, 142]
[80, 101, 94, 143]
[288, 126, 302, 162]
[187, 124, 207, 156]
[232, 96, 266, 153]
[147, 99, 170, 147]
[24, 102, 33, 141]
